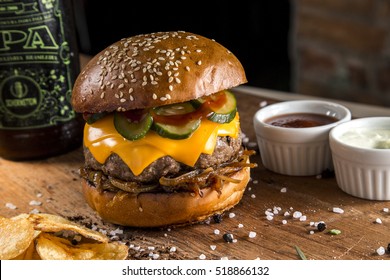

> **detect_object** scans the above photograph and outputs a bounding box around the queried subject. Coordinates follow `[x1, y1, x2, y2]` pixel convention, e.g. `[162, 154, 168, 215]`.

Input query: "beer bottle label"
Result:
[0, 0, 79, 129]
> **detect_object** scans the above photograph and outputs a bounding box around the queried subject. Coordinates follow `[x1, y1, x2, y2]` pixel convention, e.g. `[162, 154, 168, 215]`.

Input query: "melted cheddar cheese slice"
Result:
[84, 113, 240, 176]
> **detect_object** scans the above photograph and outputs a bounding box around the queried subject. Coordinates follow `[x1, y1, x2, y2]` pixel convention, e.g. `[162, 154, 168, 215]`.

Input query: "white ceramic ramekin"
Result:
[253, 100, 351, 176]
[329, 117, 390, 200]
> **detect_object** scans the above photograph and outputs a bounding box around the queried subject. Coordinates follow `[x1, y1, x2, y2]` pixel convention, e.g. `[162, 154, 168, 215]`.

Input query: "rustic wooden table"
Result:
[1, 86, 390, 260]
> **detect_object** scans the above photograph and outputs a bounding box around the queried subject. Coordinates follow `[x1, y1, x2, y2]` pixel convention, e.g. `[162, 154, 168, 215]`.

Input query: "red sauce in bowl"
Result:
[265, 113, 338, 128]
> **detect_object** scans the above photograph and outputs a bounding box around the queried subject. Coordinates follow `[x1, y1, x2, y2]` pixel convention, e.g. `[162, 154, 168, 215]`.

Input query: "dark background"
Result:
[73, 0, 291, 92]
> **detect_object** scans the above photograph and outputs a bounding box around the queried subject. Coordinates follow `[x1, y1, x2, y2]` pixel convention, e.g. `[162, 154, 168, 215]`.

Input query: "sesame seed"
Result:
[197, 60, 202, 65]
[120, 98, 126, 103]
[152, 93, 157, 100]
[185, 66, 190, 71]
[169, 85, 173, 91]
[129, 95, 134, 101]
[100, 92, 105, 99]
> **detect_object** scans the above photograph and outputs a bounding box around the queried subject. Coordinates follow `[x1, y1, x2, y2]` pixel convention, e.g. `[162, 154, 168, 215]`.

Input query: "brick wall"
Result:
[291, 0, 390, 106]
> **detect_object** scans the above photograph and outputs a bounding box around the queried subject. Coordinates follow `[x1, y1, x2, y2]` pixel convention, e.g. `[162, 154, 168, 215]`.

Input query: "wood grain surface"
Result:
[1, 91, 389, 260]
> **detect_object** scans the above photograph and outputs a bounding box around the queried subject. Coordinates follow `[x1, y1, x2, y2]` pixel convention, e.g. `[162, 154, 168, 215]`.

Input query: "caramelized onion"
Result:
[79, 149, 257, 196]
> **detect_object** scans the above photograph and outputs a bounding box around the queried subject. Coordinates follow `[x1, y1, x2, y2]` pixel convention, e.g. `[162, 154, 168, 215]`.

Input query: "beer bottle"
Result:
[0, 0, 83, 160]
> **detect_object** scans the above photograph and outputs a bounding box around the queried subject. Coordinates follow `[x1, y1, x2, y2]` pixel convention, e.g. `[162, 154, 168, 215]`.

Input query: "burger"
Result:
[71, 31, 256, 227]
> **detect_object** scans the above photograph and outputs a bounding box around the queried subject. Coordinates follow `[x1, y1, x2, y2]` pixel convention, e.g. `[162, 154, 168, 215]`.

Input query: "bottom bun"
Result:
[82, 166, 251, 227]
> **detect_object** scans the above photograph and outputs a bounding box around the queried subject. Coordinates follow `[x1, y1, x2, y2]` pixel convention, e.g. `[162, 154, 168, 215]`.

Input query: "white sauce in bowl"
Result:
[340, 128, 390, 149]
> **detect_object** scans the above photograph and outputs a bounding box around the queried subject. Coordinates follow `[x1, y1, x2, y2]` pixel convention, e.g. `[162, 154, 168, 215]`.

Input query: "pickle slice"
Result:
[153, 102, 196, 116]
[191, 90, 237, 123]
[114, 110, 153, 140]
[151, 102, 201, 139]
[152, 119, 201, 139]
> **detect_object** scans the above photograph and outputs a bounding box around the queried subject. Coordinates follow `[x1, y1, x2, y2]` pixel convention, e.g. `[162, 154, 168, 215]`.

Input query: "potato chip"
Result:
[28, 213, 109, 243]
[11, 240, 41, 260]
[36, 233, 128, 260]
[0, 216, 36, 260]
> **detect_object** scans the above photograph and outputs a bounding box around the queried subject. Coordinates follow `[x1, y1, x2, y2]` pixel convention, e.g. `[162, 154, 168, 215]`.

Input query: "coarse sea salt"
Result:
[229, 213, 236, 218]
[169, 247, 177, 253]
[29, 208, 40, 214]
[199, 254, 206, 260]
[5, 202, 17, 210]
[29, 200, 42, 206]
[259, 100, 268, 107]
[265, 210, 274, 216]
[333, 207, 344, 214]
[293, 211, 302, 219]
[280, 187, 287, 193]
[375, 218, 382, 224]
[266, 215, 273, 221]
[248, 231, 257, 238]
[210, 245, 217, 251]
[214, 229, 220, 235]
[376, 246, 385, 256]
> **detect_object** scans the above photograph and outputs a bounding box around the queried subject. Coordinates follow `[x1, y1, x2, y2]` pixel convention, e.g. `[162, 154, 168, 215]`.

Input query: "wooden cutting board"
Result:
[1, 91, 389, 260]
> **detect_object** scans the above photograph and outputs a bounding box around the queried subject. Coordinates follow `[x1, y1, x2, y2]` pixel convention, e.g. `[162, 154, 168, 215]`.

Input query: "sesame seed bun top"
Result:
[71, 31, 247, 113]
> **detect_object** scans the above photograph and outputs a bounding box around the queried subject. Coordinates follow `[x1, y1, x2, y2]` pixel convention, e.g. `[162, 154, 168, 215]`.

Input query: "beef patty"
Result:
[83, 134, 243, 184]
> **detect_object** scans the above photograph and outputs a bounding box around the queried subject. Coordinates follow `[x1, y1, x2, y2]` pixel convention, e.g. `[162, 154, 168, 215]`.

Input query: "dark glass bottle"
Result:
[0, 0, 83, 160]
